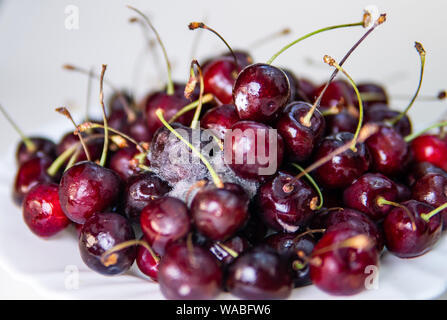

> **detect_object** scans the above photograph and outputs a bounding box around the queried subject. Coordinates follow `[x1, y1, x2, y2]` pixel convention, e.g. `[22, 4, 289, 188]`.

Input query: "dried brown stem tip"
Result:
[323, 55, 336, 66]
[415, 41, 426, 56]
[129, 17, 138, 23]
[438, 90, 447, 100]
[377, 13, 387, 25]
[62, 64, 76, 70]
[362, 11, 372, 28]
[188, 22, 205, 30]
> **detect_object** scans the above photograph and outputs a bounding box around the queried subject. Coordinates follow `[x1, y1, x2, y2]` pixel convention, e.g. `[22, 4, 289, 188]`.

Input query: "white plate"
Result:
[1, 121, 447, 300]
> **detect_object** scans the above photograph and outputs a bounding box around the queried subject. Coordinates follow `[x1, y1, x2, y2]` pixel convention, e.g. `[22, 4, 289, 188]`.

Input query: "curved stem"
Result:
[168, 93, 214, 123]
[189, 60, 204, 129]
[99, 65, 109, 167]
[46, 144, 78, 177]
[216, 242, 239, 258]
[421, 202, 447, 222]
[290, 163, 323, 210]
[128, 6, 174, 95]
[101, 239, 159, 267]
[376, 196, 416, 231]
[156, 109, 224, 188]
[266, 22, 363, 65]
[0, 104, 36, 152]
[404, 121, 447, 142]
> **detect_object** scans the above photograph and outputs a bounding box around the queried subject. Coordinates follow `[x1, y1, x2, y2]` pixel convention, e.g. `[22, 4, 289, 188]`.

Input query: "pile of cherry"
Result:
[9, 7, 447, 299]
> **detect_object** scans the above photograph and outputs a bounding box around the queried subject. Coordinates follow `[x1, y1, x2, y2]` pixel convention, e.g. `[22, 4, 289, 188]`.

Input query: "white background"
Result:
[0, 0, 446, 299]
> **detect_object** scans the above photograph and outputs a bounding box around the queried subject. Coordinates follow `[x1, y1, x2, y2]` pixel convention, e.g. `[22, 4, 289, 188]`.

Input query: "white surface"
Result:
[1, 0, 447, 299]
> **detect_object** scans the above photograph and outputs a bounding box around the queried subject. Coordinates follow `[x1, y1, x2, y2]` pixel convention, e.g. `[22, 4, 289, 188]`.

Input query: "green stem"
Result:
[0, 104, 36, 152]
[266, 22, 363, 65]
[421, 202, 447, 222]
[99, 65, 109, 167]
[291, 163, 323, 210]
[156, 109, 224, 188]
[169, 93, 214, 123]
[376, 196, 416, 231]
[404, 121, 447, 143]
[190, 61, 204, 129]
[46, 144, 78, 177]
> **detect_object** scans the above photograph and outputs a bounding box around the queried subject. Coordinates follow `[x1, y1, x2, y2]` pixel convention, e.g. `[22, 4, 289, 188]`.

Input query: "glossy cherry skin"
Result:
[226, 246, 293, 299]
[13, 156, 54, 205]
[343, 173, 398, 221]
[324, 110, 357, 135]
[365, 124, 412, 176]
[22, 183, 70, 238]
[310, 226, 379, 296]
[233, 63, 290, 123]
[208, 235, 251, 266]
[406, 162, 447, 187]
[313, 132, 370, 189]
[158, 243, 222, 300]
[190, 185, 249, 241]
[364, 104, 412, 136]
[276, 101, 325, 162]
[140, 196, 190, 256]
[58, 161, 123, 224]
[203, 57, 240, 104]
[281, 69, 298, 102]
[136, 240, 159, 281]
[383, 200, 442, 258]
[108, 146, 144, 181]
[257, 171, 317, 233]
[124, 172, 171, 222]
[314, 80, 353, 108]
[16, 137, 56, 165]
[56, 133, 103, 164]
[79, 212, 136, 275]
[410, 135, 447, 172]
[264, 233, 316, 287]
[226, 121, 284, 181]
[412, 173, 447, 229]
[310, 208, 384, 252]
[201, 104, 240, 140]
[357, 82, 388, 108]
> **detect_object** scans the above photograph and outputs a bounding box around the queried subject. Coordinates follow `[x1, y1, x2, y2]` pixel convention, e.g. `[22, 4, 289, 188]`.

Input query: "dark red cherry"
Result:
[124, 172, 171, 222]
[324, 110, 357, 135]
[257, 171, 317, 233]
[79, 212, 136, 275]
[343, 173, 398, 221]
[357, 82, 388, 108]
[203, 57, 240, 104]
[226, 246, 293, 299]
[108, 91, 134, 113]
[383, 200, 442, 258]
[201, 104, 240, 140]
[222, 50, 253, 67]
[310, 226, 379, 296]
[296, 77, 316, 102]
[190, 185, 249, 241]
[365, 124, 412, 176]
[58, 161, 123, 224]
[313, 132, 370, 189]
[16, 137, 56, 165]
[140, 196, 190, 256]
[13, 156, 54, 206]
[22, 183, 70, 238]
[208, 235, 251, 266]
[109, 146, 144, 181]
[56, 132, 103, 163]
[281, 69, 298, 102]
[108, 109, 129, 134]
[264, 233, 316, 287]
[158, 243, 222, 300]
[395, 182, 412, 201]
[310, 208, 384, 252]
[364, 104, 412, 136]
[126, 117, 152, 142]
[313, 80, 353, 108]
[233, 63, 290, 122]
[276, 101, 325, 162]
[226, 121, 284, 181]
[136, 240, 159, 281]
[410, 135, 447, 172]
[406, 162, 447, 187]
[412, 173, 447, 229]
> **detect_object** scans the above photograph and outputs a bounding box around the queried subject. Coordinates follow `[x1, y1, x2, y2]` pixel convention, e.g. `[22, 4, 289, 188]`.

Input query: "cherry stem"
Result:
[283, 123, 379, 191]
[101, 239, 160, 266]
[168, 93, 214, 123]
[323, 55, 363, 151]
[421, 202, 447, 222]
[390, 42, 426, 125]
[301, 14, 386, 126]
[63, 64, 136, 122]
[99, 64, 109, 167]
[250, 27, 291, 49]
[289, 163, 323, 210]
[266, 21, 364, 65]
[311, 234, 374, 258]
[216, 242, 239, 258]
[155, 109, 224, 188]
[376, 196, 417, 231]
[0, 104, 36, 152]
[187, 60, 204, 129]
[320, 105, 341, 116]
[188, 22, 239, 71]
[85, 67, 94, 122]
[65, 148, 81, 172]
[293, 228, 326, 242]
[128, 6, 174, 95]
[56, 107, 92, 161]
[404, 121, 447, 142]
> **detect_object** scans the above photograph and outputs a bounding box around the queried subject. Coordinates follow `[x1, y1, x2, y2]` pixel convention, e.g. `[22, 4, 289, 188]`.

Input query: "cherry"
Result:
[136, 239, 160, 281]
[324, 110, 357, 135]
[264, 232, 316, 287]
[108, 91, 134, 113]
[126, 116, 152, 142]
[56, 132, 103, 163]
[281, 69, 298, 102]
[203, 57, 241, 104]
[410, 135, 447, 171]
[357, 82, 388, 108]
[365, 124, 412, 176]
[225, 121, 284, 181]
[16, 137, 56, 165]
[109, 146, 143, 181]
[58, 161, 123, 224]
[276, 101, 325, 162]
[313, 80, 353, 109]
[200, 104, 240, 140]
[364, 104, 412, 136]
[257, 171, 317, 233]
[22, 183, 70, 238]
[412, 173, 447, 229]
[208, 235, 251, 266]
[406, 162, 447, 187]
[158, 242, 222, 300]
[124, 172, 171, 222]
[313, 132, 370, 189]
[13, 156, 54, 205]
[383, 200, 442, 258]
[310, 227, 379, 296]
[343, 173, 398, 221]
[79, 212, 136, 275]
[295, 77, 316, 102]
[239, 212, 268, 245]
[226, 246, 293, 299]
[395, 182, 412, 202]
[140, 196, 190, 256]
[190, 184, 249, 241]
